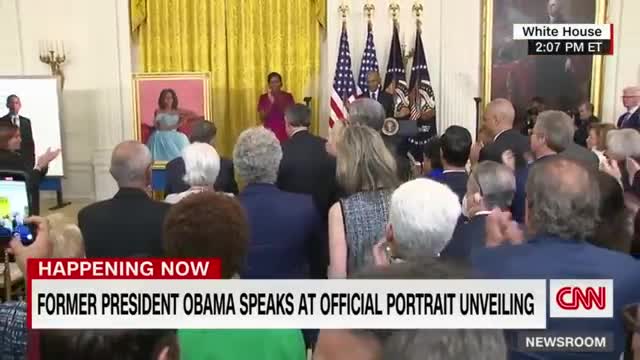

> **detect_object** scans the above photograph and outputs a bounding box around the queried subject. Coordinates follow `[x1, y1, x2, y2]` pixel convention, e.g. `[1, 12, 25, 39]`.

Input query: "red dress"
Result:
[257, 91, 294, 142]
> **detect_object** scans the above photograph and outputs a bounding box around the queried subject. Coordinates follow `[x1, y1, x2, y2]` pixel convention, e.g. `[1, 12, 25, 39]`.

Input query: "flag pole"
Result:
[413, 1, 424, 120]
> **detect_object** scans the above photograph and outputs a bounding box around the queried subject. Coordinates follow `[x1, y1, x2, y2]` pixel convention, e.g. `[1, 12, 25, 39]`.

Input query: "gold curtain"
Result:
[139, 0, 320, 157]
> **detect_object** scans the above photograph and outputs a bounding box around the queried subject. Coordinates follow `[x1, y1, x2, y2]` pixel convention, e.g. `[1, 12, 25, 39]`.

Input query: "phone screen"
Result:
[0, 176, 34, 245]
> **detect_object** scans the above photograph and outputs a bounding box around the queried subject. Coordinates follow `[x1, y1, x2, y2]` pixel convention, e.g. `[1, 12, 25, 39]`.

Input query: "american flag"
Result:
[330, 22, 358, 128]
[357, 21, 379, 95]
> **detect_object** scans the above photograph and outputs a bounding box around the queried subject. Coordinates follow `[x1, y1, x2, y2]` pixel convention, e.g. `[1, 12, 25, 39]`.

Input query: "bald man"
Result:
[617, 86, 640, 129]
[361, 71, 394, 118]
[478, 99, 530, 168]
[78, 141, 170, 258]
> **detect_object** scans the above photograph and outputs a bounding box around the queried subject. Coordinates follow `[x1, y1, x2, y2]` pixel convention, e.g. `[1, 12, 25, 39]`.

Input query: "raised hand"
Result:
[267, 89, 275, 104]
[485, 208, 524, 248]
[36, 147, 61, 169]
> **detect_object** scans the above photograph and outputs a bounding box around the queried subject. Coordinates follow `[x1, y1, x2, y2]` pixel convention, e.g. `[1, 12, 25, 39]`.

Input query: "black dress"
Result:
[0, 149, 46, 215]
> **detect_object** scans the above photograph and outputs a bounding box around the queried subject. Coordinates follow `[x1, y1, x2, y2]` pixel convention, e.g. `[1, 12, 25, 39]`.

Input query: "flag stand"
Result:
[474, 97, 482, 141]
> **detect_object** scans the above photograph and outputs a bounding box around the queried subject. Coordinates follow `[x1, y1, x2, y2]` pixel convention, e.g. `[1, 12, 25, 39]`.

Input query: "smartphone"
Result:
[0, 172, 35, 246]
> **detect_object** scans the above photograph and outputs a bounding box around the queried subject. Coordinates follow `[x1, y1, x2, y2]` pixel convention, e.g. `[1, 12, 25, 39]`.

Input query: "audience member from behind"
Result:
[328, 125, 399, 278]
[40, 330, 178, 360]
[591, 171, 632, 253]
[474, 157, 640, 359]
[164, 192, 306, 359]
[603, 128, 640, 190]
[374, 178, 460, 266]
[0, 122, 60, 214]
[165, 142, 222, 204]
[473, 98, 529, 168]
[617, 86, 640, 129]
[348, 98, 412, 181]
[314, 259, 506, 360]
[78, 141, 170, 258]
[439, 125, 472, 202]
[234, 127, 320, 279]
[443, 161, 515, 261]
[422, 137, 443, 180]
[165, 120, 238, 196]
[529, 110, 574, 162]
[587, 123, 615, 165]
[278, 104, 337, 279]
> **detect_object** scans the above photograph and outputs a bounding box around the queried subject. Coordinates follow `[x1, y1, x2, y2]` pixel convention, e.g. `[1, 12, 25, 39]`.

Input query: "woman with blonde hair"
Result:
[328, 124, 400, 278]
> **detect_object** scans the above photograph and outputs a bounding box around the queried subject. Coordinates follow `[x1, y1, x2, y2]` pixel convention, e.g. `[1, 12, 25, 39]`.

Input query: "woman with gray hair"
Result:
[165, 142, 221, 204]
[328, 124, 400, 278]
[233, 127, 320, 280]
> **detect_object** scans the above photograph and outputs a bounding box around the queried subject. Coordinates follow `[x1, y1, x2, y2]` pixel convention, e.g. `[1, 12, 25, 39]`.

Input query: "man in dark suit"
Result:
[278, 104, 337, 279]
[78, 141, 170, 258]
[476, 99, 530, 168]
[531, 110, 599, 171]
[438, 125, 472, 202]
[164, 120, 238, 196]
[442, 161, 515, 261]
[473, 157, 640, 360]
[361, 71, 394, 118]
[617, 86, 640, 129]
[0, 95, 35, 169]
[574, 101, 599, 147]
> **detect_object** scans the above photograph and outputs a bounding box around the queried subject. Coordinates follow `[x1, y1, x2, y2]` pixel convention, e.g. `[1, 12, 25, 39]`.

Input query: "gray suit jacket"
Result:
[560, 143, 599, 171]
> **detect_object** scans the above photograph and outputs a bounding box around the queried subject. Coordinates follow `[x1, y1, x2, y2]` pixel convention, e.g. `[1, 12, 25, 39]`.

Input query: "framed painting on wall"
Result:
[482, 0, 607, 130]
[132, 72, 211, 165]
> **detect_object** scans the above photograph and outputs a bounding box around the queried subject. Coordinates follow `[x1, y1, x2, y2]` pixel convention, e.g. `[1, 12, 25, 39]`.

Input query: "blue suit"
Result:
[617, 108, 640, 129]
[438, 171, 468, 203]
[238, 183, 320, 279]
[472, 235, 640, 360]
[441, 214, 488, 261]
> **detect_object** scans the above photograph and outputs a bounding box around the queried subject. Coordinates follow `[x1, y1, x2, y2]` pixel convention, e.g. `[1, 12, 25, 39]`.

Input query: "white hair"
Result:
[233, 127, 282, 184]
[182, 143, 221, 187]
[607, 129, 640, 158]
[389, 178, 461, 258]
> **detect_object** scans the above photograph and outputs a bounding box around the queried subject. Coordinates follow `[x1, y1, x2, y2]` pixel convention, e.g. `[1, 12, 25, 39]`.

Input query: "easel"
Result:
[40, 177, 71, 210]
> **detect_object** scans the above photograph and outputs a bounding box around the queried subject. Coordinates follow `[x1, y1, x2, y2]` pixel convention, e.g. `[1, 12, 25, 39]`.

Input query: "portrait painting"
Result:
[132, 72, 211, 164]
[482, 0, 606, 129]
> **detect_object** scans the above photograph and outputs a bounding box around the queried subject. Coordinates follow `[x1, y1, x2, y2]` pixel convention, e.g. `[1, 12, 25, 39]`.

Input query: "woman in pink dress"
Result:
[257, 72, 295, 142]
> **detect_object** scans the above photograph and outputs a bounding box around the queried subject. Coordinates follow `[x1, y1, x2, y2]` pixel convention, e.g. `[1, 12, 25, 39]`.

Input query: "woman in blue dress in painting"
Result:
[147, 88, 196, 162]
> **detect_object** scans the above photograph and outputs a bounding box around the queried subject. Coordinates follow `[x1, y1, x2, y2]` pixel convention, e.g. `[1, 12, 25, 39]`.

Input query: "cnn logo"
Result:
[550, 280, 613, 318]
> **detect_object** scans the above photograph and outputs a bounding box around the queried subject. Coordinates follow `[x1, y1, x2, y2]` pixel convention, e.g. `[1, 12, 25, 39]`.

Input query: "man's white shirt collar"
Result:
[442, 169, 467, 174]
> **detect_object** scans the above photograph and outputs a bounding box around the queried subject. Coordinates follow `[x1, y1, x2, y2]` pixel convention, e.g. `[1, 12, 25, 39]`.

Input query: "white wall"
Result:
[324, 0, 640, 137]
[0, 0, 133, 201]
[601, 0, 640, 123]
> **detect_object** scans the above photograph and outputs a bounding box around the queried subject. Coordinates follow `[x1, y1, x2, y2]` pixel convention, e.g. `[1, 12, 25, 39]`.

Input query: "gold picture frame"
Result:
[131, 72, 212, 167]
[481, 0, 608, 116]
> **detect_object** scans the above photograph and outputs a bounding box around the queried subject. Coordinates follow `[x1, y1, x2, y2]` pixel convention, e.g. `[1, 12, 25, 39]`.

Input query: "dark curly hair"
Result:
[267, 72, 282, 83]
[157, 88, 178, 110]
[40, 329, 178, 360]
[163, 192, 249, 279]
